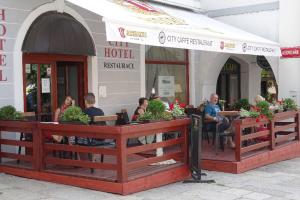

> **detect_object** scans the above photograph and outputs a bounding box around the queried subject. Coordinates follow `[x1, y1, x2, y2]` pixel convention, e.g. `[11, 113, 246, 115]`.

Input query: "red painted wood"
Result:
[0, 152, 32, 162]
[275, 132, 297, 143]
[241, 141, 270, 154]
[270, 120, 275, 150]
[275, 123, 297, 132]
[44, 143, 117, 155]
[235, 121, 241, 161]
[126, 137, 184, 155]
[122, 165, 190, 195]
[0, 139, 33, 147]
[45, 157, 118, 170]
[241, 130, 270, 141]
[127, 152, 183, 170]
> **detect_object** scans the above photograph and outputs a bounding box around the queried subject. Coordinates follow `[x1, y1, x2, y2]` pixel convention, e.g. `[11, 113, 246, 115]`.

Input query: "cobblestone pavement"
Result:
[1, 158, 300, 200]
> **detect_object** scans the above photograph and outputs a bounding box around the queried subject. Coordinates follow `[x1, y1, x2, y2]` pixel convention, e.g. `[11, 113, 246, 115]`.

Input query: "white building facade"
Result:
[0, 0, 291, 119]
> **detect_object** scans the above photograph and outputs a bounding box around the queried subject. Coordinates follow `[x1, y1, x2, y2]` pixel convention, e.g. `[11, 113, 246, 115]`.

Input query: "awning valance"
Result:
[67, 0, 281, 57]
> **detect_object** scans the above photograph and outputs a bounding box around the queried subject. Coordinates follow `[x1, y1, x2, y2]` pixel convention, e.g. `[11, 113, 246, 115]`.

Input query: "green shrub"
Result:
[0, 105, 22, 120]
[283, 98, 297, 111]
[256, 100, 273, 119]
[231, 99, 250, 111]
[147, 100, 165, 115]
[240, 108, 260, 118]
[61, 106, 90, 124]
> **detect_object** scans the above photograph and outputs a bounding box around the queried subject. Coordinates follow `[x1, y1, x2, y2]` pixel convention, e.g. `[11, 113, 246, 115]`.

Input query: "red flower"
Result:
[169, 103, 174, 110]
[256, 118, 260, 122]
[179, 103, 186, 108]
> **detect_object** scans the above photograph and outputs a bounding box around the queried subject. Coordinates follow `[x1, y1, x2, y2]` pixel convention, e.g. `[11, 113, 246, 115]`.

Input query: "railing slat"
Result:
[0, 139, 33, 148]
[126, 137, 184, 155]
[44, 143, 117, 155]
[274, 123, 297, 132]
[127, 151, 183, 170]
[241, 141, 270, 154]
[45, 157, 118, 170]
[0, 152, 32, 162]
[241, 130, 270, 141]
[275, 132, 297, 143]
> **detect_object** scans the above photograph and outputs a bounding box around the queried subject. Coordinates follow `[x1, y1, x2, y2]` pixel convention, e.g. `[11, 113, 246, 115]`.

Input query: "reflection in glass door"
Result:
[56, 62, 84, 108]
[217, 59, 241, 109]
[24, 63, 52, 121]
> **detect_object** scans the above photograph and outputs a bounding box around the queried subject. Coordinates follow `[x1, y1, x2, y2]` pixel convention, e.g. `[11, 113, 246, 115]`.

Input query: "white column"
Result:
[278, 0, 300, 104]
[140, 45, 146, 97]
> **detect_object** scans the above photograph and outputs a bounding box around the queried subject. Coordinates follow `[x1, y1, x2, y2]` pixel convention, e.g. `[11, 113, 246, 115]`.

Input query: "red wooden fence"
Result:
[235, 110, 300, 161]
[0, 118, 190, 185]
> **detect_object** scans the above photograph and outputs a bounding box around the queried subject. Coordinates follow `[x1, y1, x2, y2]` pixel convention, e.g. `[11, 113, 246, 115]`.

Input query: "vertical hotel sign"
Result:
[0, 9, 7, 81]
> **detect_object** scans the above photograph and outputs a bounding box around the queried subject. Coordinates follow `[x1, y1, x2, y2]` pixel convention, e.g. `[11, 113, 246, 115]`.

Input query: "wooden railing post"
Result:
[37, 124, 45, 171]
[296, 111, 300, 141]
[270, 120, 275, 150]
[117, 135, 128, 183]
[235, 121, 241, 161]
[0, 128, 2, 164]
[32, 123, 41, 170]
[182, 126, 188, 164]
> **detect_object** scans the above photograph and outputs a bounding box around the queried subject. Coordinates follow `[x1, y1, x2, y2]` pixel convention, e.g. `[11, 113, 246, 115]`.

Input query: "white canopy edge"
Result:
[67, 0, 281, 57]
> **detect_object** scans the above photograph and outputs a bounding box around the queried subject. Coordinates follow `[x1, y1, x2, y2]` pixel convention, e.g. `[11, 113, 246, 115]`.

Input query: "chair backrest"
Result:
[21, 112, 36, 121]
[21, 112, 35, 117]
[93, 115, 118, 123]
[116, 109, 130, 125]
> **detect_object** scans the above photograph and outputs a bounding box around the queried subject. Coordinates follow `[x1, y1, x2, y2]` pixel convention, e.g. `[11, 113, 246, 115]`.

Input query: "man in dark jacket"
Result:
[83, 93, 105, 122]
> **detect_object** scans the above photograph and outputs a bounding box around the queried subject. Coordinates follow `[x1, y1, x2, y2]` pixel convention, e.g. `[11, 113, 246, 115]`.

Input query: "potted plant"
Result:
[60, 106, 90, 124]
[169, 100, 186, 119]
[0, 105, 22, 120]
[282, 98, 298, 111]
[231, 98, 250, 111]
[138, 100, 173, 122]
[256, 100, 274, 120]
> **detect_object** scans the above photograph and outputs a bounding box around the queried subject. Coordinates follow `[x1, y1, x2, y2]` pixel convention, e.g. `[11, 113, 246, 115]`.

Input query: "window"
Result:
[145, 46, 189, 104]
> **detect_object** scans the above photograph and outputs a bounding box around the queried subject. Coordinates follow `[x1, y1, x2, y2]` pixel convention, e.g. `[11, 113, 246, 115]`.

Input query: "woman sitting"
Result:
[52, 96, 74, 143]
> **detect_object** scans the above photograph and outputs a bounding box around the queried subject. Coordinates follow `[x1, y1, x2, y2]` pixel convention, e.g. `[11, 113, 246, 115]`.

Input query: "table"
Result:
[215, 111, 240, 154]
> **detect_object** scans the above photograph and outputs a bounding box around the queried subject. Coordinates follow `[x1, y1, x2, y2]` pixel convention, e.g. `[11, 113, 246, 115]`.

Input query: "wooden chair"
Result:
[93, 115, 118, 124]
[87, 115, 118, 173]
[17, 112, 35, 163]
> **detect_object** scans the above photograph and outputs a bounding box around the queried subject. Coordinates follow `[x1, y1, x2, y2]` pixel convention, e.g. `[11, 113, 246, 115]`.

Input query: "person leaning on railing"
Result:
[53, 95, 74, 143]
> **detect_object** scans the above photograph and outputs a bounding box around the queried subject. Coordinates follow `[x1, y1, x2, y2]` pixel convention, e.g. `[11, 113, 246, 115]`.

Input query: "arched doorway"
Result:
[257, 56, 278, 102]
[217, 58, 241, 108]
[22, 12, 95, 120]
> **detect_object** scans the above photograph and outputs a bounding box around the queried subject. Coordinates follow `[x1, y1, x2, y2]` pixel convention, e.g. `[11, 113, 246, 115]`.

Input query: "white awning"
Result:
[67, 0, 281, 57]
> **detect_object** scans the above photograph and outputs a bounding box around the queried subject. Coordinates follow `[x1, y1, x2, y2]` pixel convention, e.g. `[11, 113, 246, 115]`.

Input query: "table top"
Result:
[218, 111, 240, 116]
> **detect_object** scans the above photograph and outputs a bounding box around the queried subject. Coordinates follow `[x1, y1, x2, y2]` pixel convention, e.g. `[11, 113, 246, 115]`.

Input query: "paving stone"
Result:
[2, 157, 300, 200]
[243, 192, 271, 200]
[222, 188, 252, 196]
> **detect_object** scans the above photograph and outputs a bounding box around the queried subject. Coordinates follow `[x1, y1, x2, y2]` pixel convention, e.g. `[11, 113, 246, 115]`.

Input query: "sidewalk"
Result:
[1, 158, 300, 200]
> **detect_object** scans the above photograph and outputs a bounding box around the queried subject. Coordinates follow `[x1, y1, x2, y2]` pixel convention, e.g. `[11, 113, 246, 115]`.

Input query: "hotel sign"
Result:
[281, 47, 300, 58]
[0, 9, 7, 82]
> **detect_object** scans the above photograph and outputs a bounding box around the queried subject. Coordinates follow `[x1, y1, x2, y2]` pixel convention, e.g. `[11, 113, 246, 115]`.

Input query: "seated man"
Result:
[132, 97, 148, 121]
[75, 93, 106, 146]
[83, 93, 105, 124]
[205, 93, 235, 148]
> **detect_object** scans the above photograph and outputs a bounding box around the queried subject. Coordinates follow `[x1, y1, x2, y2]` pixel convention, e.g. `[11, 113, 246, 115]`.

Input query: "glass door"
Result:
[56, 62, 85, 108]
[24, 63, 53, 121]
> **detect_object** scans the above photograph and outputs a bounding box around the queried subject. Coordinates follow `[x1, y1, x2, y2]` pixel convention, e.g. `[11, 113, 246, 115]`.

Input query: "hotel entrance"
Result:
[23, 55, 87, 121]
[20, 11, 95, 120]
